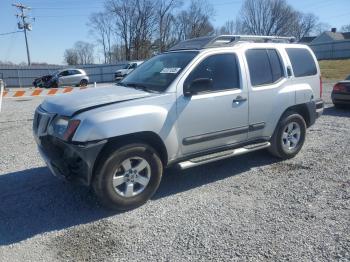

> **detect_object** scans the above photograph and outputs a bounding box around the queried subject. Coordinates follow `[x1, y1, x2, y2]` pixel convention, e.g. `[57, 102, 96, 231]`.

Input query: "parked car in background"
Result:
[48, 69, 89, 88]
[332, 75, 350, 108]
[115, 61, 144, 81]
[33, 75, 53, 88]
[34, 35, 323, 210]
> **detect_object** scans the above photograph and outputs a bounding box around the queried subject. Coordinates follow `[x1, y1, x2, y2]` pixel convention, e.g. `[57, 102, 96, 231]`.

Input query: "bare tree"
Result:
[64, 48, 79, 65]
[216, 20, 239, 35]
[290, 13, 318, 40]
[175, 0, 214, 40]
[341, 24, 350, 32]
[74, 41, 95, 64]
[64, 42, 95, 65]
[106, 0, 137, 60]
[133, 0, 156, 59]
[155, 0, 182, 52]
[239, 0, 298, 36]
[88, 12, 113, 63]
[313, 22, 331, 35]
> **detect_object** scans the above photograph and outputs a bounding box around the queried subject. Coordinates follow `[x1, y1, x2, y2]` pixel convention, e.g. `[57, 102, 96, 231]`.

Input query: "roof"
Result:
[169, 35, 296, 51]
[299, 36, 316, 43]
[311, 31, 350, 44]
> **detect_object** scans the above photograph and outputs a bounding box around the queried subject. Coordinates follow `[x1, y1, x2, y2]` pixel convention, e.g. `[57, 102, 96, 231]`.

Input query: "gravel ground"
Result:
[0, 83, 349, 261]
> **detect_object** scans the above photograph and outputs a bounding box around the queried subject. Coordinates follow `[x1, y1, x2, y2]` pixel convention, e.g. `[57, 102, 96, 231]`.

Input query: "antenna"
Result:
[12, 3, 34, 66]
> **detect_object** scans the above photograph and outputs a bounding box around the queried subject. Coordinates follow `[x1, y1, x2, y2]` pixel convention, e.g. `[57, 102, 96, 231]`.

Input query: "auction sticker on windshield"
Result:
[160, 67, 181, 74]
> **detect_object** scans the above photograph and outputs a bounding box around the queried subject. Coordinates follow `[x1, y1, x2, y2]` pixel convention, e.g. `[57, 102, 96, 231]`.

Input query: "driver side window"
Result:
[185, 53, 240, 93]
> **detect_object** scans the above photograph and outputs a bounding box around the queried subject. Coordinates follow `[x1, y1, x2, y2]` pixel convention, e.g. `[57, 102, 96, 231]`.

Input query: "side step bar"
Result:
[177, 142, 271, 170]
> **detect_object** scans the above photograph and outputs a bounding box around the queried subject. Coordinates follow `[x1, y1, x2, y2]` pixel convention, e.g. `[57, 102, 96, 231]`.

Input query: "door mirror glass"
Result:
[184, 78, 213, 96]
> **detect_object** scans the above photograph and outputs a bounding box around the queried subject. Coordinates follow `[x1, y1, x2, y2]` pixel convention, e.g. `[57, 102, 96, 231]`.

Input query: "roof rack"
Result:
[169, 35, 296, 51]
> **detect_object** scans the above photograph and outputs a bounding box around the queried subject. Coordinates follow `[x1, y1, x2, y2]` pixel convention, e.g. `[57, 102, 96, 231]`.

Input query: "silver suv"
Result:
[33, 35, 324, 210]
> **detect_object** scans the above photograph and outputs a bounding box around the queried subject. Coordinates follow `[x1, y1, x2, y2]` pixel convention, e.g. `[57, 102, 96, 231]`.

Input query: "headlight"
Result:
[49, 117, 80, 141]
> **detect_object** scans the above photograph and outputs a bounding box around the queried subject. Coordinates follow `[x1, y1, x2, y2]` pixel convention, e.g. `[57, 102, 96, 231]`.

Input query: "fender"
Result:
[72, 93, 180, 161]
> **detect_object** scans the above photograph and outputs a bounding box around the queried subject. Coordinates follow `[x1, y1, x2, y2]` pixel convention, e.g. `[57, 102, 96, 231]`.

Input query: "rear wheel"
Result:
[80, 79, 88, 87]
[93, 143, 163, 210]
[268, 112, 306, 159]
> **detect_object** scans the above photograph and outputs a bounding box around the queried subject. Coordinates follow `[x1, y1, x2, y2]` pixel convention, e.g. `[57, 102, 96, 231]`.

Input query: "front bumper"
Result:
[36, 135, 106, 186]
[33, 106, 108, 185]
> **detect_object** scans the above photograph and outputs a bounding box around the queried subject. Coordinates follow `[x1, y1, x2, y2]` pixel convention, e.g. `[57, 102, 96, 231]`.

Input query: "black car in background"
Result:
[332, 75, 350, 108]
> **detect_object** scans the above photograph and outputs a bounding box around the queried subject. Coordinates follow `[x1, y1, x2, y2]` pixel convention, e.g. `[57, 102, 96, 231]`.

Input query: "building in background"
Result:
[300, 28, 350, 60]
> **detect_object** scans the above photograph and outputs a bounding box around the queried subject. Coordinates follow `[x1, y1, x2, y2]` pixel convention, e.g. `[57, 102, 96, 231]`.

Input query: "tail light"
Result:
[320, 76, 323, 98]
[333, 83, 346, 93]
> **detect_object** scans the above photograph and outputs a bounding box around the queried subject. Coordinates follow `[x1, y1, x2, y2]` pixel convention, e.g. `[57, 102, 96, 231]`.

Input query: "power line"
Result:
[0, 31, 23, 36]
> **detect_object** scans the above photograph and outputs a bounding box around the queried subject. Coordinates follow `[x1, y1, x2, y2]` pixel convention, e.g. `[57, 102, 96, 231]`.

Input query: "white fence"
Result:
[0, 63, 127, 87]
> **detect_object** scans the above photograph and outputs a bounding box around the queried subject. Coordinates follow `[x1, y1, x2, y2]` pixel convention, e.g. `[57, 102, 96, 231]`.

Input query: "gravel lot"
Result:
[0, 83, 349, 261]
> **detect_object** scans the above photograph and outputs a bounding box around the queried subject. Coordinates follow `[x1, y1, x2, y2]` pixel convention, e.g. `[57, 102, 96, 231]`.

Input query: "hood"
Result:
[41, 85, 152, 116]
[116, 69, 129, 73]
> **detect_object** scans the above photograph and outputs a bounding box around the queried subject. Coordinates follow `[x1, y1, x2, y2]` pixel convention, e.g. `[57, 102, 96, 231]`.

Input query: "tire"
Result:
[333, 103, 346, 109]
[268, 111, 306, 159]
[93, 143, 163, 210]
[80, 79, 88, 87]
[51, 82, 58, 89]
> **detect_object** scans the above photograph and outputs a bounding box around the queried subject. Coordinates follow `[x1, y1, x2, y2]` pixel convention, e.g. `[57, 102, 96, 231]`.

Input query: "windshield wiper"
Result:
[119, 82, 159, 93]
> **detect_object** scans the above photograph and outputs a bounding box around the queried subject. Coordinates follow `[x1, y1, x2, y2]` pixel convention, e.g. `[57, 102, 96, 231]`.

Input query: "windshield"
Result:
[120, 51, 198, 92]
[346, 75, 350, 80]
[121, 64, 130, 69]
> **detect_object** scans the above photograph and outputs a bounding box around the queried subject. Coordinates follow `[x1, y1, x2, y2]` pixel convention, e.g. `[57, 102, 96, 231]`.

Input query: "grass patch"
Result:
[319, 59, 350, 81]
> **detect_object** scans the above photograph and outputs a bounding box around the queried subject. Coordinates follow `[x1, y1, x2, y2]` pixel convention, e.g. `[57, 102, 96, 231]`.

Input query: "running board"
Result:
[177, 142, 271, 170]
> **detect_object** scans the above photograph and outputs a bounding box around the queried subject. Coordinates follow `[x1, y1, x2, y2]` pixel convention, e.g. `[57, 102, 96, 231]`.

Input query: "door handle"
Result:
[232, 96, 247, 103]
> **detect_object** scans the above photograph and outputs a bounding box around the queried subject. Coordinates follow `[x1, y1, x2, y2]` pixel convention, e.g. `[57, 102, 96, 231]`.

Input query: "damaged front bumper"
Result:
[36, 135, 106, 186]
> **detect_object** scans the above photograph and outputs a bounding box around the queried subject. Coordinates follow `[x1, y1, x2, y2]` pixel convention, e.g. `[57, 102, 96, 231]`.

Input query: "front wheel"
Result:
[268, 112, 306, 159]
[93, 143, 163, 210]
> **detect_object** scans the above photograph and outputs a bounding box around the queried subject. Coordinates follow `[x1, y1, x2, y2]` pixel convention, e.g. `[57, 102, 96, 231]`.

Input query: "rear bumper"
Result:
[315, 99, 324, 118]
[305, 99, 323, 127]
[36, 135, 107, 186]
[331, 92, 350, 105]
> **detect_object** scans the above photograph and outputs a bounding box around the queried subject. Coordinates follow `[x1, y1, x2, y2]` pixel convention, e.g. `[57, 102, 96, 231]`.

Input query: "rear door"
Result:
[177, 52, 249, 155]
[69, 70, 82, 85]
[245, 48, 293, 140]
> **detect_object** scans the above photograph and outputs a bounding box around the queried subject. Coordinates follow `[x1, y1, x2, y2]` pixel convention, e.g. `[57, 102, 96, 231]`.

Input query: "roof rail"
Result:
[169, 35, 296, 51]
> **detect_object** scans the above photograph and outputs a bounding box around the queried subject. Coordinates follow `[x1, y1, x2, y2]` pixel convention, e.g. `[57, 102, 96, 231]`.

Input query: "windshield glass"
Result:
[120, 51, 198, 92]
[346, 75, 350, 80]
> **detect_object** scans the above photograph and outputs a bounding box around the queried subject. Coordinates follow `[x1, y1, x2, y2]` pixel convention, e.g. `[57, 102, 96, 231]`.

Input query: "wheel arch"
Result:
[92, 131, 168, 180]
[278, 102, 315, 128]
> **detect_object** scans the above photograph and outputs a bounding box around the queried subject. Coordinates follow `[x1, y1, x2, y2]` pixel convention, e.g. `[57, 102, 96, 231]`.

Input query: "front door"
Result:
[176, 53, 249, 156]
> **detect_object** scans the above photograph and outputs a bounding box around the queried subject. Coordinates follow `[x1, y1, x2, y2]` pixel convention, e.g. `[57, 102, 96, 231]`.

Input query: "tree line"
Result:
[62, 0, 345, 65]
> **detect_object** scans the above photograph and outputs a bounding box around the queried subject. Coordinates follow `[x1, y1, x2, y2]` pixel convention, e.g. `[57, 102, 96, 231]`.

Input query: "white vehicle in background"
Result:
[115, 61, 144, 81]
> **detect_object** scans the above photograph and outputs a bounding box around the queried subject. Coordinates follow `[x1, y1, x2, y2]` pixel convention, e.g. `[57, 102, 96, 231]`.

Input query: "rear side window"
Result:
[267, 50, 284, 82]
[286, 48, 317, 77]
[246, 49, 284, 86]
[186, 53, 240, 92]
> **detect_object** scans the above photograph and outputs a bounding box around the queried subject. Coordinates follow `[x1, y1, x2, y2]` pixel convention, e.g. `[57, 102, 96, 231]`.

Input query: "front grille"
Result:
[34, 107, 54, 137]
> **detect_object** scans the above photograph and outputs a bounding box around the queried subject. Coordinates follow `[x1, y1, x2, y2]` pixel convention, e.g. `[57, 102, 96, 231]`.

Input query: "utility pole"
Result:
[12, 3, 33, 66]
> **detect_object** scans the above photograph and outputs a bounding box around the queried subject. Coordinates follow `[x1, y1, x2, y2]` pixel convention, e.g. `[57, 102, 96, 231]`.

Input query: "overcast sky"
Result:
[0, 0, 349, 64]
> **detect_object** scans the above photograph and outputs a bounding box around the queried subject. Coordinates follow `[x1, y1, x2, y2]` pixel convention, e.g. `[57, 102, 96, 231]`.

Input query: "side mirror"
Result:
[184, 78, 213, 96]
